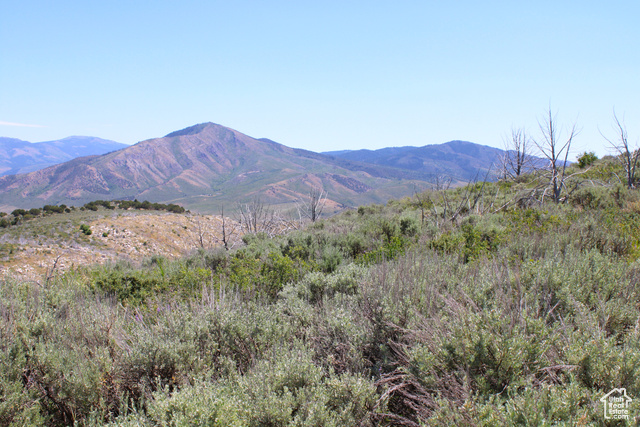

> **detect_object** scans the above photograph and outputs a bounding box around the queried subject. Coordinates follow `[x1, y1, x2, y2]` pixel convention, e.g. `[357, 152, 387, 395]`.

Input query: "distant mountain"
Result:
[0, 123, 431, 212]
[0, 124, 519, 213]
[324, 140, 504, 181]
[0, 136, 127, 176]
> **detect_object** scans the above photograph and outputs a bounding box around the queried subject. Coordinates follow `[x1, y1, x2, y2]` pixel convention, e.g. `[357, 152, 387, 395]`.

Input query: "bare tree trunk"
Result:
[602, 110, 639, 189]
[236, 197, 279, 236]
[533, 108, 577, 203]
[220, 205, 236, 250]
[193, 214, 207, 249]
[501, 127, 532, 180]
[298, 187, 327, 222]
[412, 187, 433, 226]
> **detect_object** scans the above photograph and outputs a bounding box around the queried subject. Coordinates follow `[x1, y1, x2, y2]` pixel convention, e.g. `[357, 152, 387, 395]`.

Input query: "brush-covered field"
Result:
[1, 157, 640, 426]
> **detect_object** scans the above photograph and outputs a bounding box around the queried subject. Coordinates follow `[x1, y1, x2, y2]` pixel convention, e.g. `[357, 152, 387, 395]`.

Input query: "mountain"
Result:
[0, 136, 127, 176]
[324, 140, 504, 181]
[0, 123, 516, 213]
[0, 123, 433, 212]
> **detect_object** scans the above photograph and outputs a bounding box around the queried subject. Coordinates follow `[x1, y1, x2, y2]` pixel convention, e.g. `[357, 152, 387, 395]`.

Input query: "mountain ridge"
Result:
[0, 122, 504, 213]
[0, 136, 127, 177]
[323, 140, 504, 181]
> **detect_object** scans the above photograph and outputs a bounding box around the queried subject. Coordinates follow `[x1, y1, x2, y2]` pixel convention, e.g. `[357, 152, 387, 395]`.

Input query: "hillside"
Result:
[324, 140, 504, 181]
[0, 136, 127, 176]
[1, 154, 638, 425]
[0, 208, 241, 281]
[0, 123, 436, 212]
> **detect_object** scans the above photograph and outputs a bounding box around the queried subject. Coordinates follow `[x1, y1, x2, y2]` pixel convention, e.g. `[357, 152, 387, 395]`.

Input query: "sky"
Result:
[1, 1, 638, 157]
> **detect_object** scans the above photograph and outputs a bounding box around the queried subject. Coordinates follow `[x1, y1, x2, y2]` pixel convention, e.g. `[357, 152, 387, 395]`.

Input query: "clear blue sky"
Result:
[1, 1, 638, 157]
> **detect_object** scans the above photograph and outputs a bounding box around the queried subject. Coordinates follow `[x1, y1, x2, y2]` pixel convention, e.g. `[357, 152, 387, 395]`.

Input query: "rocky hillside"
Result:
[0, 123, 431, 212]
[0, 210, 242, 281]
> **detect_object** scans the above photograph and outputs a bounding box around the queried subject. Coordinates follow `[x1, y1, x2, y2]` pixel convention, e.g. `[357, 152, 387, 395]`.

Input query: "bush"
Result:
[577, 151, 598, 168]
[4, 177, 640, 425]
[569, 186, 617, 210]
[80, 223, 92, 235]
[139, 346, 377, 427]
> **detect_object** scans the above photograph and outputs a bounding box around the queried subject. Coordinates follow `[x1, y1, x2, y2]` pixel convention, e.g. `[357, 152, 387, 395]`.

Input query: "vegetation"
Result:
[1, 155, 640, 425]
[0, 200, 186, 230]
[577, 151, 598, 169]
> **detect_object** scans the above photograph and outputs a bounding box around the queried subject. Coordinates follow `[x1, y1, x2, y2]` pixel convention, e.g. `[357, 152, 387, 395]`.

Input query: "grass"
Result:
[1, 156, 640, 425]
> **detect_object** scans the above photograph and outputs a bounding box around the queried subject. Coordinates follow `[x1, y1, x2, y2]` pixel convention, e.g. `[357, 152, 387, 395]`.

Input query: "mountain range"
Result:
[0, 123, 505, 213]
[0, 136, 127, 176]
[324, 140, 503, 182]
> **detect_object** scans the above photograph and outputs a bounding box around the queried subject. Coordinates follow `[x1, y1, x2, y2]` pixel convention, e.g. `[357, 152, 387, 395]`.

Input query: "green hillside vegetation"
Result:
[2, 154, 640, 425]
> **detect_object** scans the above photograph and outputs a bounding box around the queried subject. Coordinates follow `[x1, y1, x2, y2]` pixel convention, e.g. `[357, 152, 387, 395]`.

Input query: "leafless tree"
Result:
[238, 196, 271, 234]
[192, 210, 238, 250]
[193, 214, 210, 249]
[533, 108, 578, 203]
[219, 205, 237, 250]
[433, 175, 453, 224]
[449, 167, 493, 222]
[500, 127, 532, 180]
[602, 110, 639, 189]
[237, 196, 304, 237]
[428, 169, 492, 224]
[411, 187, 433, 225]
[298, 187, 327, 222]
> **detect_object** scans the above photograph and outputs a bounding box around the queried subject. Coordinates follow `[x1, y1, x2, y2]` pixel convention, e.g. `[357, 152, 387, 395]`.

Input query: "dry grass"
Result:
[0, 212, 242, 281]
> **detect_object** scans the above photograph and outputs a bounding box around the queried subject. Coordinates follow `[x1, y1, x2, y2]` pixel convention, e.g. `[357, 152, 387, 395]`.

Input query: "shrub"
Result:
[569, 186, 617, 210]
[140, 346, 377, 427]
[80, 223, 92, 235]
[399, 215, 419, 237]
[577, 151, 598, 168]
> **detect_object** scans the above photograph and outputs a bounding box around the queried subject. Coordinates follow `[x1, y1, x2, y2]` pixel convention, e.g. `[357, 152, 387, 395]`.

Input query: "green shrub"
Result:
[569, 186, 617, 210]
[141, 346, 377, 427]
[399, 215, 419, 237]
[80, 223, 92, 235]
[577, 151, 598, 168]
[285, 264, 365, 304]
[320, 245, 343, 273]
[91, 272, 162, 304]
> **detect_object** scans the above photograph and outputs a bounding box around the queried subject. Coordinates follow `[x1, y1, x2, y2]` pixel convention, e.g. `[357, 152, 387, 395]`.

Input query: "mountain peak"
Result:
[164, 122, 223, 138]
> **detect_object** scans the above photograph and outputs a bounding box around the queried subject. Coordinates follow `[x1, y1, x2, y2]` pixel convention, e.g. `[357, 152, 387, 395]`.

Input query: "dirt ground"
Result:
[0, 212, 243, 282]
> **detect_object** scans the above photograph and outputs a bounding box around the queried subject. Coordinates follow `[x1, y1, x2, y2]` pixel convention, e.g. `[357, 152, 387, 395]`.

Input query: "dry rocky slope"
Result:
[0, 211, 242, 281]
[0, 123, 444, 213]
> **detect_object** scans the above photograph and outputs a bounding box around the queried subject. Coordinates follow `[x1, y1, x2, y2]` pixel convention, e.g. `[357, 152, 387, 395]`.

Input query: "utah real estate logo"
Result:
[600, 388, 632, 420]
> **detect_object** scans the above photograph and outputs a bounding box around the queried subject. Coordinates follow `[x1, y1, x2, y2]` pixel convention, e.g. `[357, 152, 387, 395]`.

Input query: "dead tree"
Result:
[298, 187, 327, 222]
[602, 110, 639, 189]
[411, 187, 433, 226]
[500, 127, 532, 180]
[434, 175, 452, 221]
[448, 167, 493, 222]
[236, 196, 277, 235]
[193, 214, 210, 249]
[533, 108, 578, 203]
[219, 205, 237, 250]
